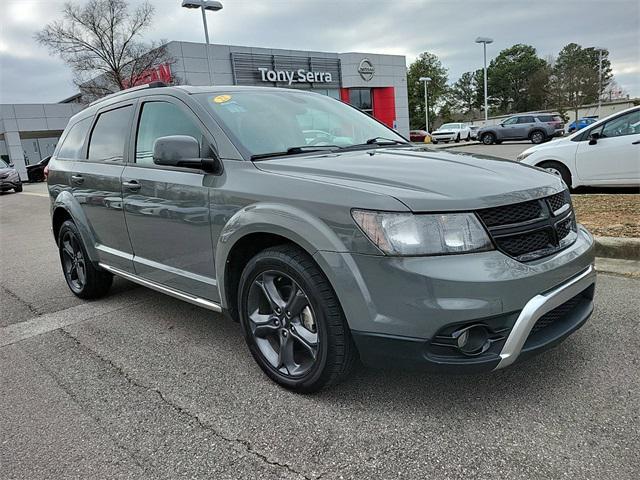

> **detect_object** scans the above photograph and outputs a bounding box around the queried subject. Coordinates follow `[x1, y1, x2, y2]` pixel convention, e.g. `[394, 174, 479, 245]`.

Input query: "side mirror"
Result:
[8, 163, 14, 167]
[588, 132, 601, 145]
[153, 135, 221, 174]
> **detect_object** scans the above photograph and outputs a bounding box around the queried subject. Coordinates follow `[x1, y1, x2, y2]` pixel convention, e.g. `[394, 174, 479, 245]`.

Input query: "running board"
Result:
[98, 263, 222, 313]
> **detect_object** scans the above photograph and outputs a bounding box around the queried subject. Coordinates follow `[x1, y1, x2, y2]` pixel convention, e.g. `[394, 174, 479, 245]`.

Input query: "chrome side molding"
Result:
[98, 263, 222, 313]
[495, 264, 596, 370]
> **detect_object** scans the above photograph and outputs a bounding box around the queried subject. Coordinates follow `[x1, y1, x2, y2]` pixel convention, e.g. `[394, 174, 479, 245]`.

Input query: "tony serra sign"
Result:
[258, 67, 333, 85]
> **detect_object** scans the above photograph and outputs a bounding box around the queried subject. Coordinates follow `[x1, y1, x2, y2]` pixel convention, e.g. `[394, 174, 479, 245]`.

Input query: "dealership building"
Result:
[1, 41, 409, 180]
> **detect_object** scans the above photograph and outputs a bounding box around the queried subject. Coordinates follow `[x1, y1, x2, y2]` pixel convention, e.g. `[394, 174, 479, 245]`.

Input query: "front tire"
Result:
[14, 183, 23, 192]
[538, 161, 572, 189]
[58, 220, 113, 299]
[238, 244, 356, 392]
[455, 134, 460, 143]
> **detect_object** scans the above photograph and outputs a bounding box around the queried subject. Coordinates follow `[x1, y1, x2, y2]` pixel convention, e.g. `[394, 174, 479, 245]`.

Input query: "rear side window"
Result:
[88, 105, 133, 163]
[135, 101, 204, 166]
[517, 116, 534, 124]
[57, 118, 91, 160]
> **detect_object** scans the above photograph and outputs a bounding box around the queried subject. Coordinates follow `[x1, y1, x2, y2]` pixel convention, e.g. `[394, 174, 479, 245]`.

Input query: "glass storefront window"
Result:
[348, 88, 373, 115]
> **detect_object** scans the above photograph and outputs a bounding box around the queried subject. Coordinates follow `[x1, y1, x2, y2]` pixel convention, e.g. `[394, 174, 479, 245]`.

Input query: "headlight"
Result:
[516, 151, 532, 161]
[352, 210, 493, 256]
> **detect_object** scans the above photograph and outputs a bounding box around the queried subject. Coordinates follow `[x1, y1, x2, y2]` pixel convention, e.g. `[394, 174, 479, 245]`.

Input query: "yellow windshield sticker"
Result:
[213, 94, 232, 104]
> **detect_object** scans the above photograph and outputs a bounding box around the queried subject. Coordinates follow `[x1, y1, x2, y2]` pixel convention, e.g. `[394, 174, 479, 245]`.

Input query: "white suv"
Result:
[431, 123, 471, 143]
[517, 106, 640, 188]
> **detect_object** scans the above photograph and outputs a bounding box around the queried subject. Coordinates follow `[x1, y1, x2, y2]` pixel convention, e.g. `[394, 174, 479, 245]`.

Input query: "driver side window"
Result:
[600, 110, 640, 139]
[503, 117, 518, 125]
[136, 101, 204, 166]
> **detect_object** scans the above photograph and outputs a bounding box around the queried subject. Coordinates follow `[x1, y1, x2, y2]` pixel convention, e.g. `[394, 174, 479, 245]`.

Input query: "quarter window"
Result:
[135, 102, 204, 166]
[57, 118, 92, 160]
[88, 106, 133, 162]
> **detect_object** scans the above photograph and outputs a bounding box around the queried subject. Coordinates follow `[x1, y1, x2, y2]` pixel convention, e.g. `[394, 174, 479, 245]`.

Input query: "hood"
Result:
[253, 147, 565, 212]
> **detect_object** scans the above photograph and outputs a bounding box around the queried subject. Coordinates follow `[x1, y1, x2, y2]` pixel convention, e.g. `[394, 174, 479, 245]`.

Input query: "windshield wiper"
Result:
[251, 145, 340, 161]
[365, 136, 410, 145]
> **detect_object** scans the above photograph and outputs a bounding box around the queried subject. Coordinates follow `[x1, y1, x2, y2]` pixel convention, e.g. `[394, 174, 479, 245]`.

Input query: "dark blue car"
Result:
[567, 117, 597, 133]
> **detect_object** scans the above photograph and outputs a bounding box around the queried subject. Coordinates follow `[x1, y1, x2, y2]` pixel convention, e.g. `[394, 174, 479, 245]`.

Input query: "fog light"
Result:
[453, 325, 490, 355]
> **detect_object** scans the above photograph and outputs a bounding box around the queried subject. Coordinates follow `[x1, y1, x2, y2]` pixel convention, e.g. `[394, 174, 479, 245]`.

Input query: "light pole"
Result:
[182, 1, 223, 85]
[594, 47, 605, 117]
[419, 76, 431, 132]
[475, 37, 493, 122]
[182, 0, 223, 44]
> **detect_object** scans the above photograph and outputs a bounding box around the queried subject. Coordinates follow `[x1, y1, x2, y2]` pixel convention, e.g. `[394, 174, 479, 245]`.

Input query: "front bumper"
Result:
[314, 225, 595, 372]
[0, 179, 21, 190]
[432, 133, 457, 141]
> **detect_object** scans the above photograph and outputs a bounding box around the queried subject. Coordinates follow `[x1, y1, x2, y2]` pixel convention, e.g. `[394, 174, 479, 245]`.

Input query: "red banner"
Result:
[124, 63, 172, 88]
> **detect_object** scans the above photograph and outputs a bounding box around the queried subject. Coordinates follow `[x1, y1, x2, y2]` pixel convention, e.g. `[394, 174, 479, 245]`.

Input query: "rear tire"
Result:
[538, 161, 572, 189]
[14, 183, 23, 192]
[481, 132, 495, 145]
[238, 244, 356, 393]
[58, 220, 113, 299]
[530, 130, 546, 144]
[466, 134, 471, 141]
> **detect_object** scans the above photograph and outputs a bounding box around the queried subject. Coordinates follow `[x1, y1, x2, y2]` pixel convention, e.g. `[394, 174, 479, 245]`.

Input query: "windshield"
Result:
[196, 90, 406, 158]
[439, 123, 459, 130]
[0, 159, 9, 168]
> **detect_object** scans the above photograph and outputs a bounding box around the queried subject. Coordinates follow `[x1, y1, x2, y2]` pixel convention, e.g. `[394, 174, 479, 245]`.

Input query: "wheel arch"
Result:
[535, 159, 574, 188]
[51, 191, 99, 262]
[215, 203, 348, 320]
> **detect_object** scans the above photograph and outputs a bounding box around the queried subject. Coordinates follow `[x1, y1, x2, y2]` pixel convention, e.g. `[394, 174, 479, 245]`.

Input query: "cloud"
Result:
[1, 0, 638, 103]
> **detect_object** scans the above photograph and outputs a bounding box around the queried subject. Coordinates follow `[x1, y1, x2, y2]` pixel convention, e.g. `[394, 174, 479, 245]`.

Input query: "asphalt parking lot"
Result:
[1, 183, 639, 479]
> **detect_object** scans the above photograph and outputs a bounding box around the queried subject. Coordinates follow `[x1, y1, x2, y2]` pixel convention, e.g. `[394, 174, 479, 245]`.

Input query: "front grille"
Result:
[497, 229, 553, 257]
[477, 199, 543, 227]
[477, 189, 576, 262]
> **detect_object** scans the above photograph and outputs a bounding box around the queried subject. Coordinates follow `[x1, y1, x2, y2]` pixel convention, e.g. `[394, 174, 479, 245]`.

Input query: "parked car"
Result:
[478, 113, 565, 145]
[409, 129, 431, 143]
[517, 106, 640, 189]
[469, 125, 480, 140]
[26, 156, 51, 182]
[566, 117, 597, 134]
[431, 123, 472, 143]
[0, 159, 22, 193]
[48, 84, 596, 392]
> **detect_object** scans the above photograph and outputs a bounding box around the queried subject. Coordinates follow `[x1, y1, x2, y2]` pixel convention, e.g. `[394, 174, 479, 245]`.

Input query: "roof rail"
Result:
[88, 81, 169, 107]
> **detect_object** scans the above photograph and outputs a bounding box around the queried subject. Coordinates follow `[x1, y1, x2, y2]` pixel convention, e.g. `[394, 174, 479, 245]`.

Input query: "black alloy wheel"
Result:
[246, 271, 319, 377]
[60, 229, 87, 294]
[58, 220, 112, 298]
[238, 245, 356, 392]
[482, 132, 495, 145]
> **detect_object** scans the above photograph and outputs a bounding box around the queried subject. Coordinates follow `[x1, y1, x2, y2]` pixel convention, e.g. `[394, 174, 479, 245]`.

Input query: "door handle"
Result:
[122, 180, 141, 191]
[632, 140, 640, 145]
[70, 174, 84, 185]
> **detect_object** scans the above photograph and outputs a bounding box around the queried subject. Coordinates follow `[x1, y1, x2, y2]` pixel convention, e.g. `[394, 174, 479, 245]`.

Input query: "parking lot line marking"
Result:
[19, 192, 49, 198]
[0, 296, 146, 348]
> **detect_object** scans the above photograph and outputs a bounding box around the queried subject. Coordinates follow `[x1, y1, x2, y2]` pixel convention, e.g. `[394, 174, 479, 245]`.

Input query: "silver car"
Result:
[48, 85, 595, 392]
[478, 113, 565, 145]
[0, 159, 23, 193]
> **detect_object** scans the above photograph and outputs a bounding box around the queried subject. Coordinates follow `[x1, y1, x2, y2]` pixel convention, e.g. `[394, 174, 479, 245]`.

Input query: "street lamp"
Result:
[475, 36, 493, 122]
[419, 76, 431, 133]
[593, 47, 605, 117]
[182, 0, 223, 86]
[182, 0, 223, 45]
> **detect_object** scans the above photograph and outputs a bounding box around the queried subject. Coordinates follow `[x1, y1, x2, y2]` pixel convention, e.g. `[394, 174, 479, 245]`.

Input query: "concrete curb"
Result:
[594, 236, 640, 260]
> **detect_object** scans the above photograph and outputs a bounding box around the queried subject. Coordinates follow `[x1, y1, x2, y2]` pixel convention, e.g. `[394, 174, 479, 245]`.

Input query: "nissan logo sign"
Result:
[358, 58, 375, 81]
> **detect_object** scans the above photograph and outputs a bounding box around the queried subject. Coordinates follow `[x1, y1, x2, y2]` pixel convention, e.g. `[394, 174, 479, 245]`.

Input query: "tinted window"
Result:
[517, 116, 534, 124]
[503, 117, 518, 125]
[0, 159, 8, 168]
[600, 110, 640, 138]
[135, 102, 204, 165]
[88, 106, 133, 162]
[57, 118, 91, 160]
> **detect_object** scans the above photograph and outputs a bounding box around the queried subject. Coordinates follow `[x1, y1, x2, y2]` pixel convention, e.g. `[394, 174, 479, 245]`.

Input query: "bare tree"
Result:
[35, 0, 174, 101]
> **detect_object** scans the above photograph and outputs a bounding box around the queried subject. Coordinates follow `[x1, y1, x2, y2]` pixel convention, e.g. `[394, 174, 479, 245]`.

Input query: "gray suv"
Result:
[0, 159, 23, 193]
[48, 84, 595, 392]
[478, 114, 565, 145]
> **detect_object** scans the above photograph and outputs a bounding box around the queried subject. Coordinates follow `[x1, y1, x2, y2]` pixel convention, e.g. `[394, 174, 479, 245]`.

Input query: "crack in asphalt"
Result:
[55, 328, 317, 480]
[1, 285, 41, 317]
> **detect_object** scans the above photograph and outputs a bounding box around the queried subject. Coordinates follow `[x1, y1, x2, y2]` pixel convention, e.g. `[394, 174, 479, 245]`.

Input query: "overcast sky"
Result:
[1, 0, 639, 103]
